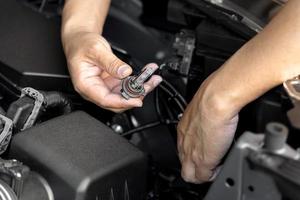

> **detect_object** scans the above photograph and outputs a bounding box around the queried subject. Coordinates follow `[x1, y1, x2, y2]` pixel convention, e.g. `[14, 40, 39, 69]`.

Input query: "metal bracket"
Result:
[0, 159, 30, 197]
[0, 158, 54, 200]
[20, 87, 44, 131]
[204, 123, 300, 200]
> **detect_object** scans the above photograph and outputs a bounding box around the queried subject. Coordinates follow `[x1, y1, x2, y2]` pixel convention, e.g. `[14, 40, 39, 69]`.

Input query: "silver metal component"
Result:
[21, 172, 55, 200]
[0, 159, 30, 197]
[0, 179, 18, 200]
[236, 131, 264, 151]
[283, 76, 300, 129]
[210, 0, 223, 4]
[283, 76, 300, 102]
[0, 159, 54, 200]
[205, 123, 300, 200]
[121, 66, 158, 100]
[264, 122, 288, 152]
[20, 87, 44, 131]
[264, 122, 299, 160]
[0, 115, 13, 155]
[111, 124, 124, 134]
[237, 125, 300, 160]
[177, 113, 183, 120]
[121, 76, 145, 100]
[130, 115, 139, 128]
[205, 131, 283, 200]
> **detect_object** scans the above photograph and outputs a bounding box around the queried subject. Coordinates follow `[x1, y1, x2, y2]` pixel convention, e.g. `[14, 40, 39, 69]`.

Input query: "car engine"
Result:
[0, 0, 299, 199]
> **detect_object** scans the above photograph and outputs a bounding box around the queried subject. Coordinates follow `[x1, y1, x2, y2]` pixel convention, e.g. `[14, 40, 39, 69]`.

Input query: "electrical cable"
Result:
[158, 63, 187, 107]
[154, 88, 164, 122]
[155, 85, 180, 135]
[122, 62, 187, 137]
[161, 80, 187, 106]
[121, 120, 178, 137]
[158, 85, 185, 113]
[39, 0, 48, 12]
[121, 121, 161, 137]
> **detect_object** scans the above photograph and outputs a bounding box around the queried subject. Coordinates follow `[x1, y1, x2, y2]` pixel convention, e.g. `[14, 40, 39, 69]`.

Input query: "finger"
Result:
[108, 108, 128, 113]
[178, 150, 184, 164]
[76, 74, 143, 110]
[96, 50, 132, 79]
[177, 131, 184, 151]
[143, 75, 163, 95]
[208, 166, 222, 182]
[194, 166, 214, 183]
[194, 159, 221, 183]
[105, 93, 143, 108]
[134, 63, 161, 98]
[85, 84, 143, 109]
[177, 129, 184, 162]
[181, 157, 197, 183]
[141, 62, 159, 71]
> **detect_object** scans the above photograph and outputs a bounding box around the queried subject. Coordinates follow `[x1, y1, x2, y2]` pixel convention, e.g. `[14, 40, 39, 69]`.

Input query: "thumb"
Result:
[97, 50, 132, 79]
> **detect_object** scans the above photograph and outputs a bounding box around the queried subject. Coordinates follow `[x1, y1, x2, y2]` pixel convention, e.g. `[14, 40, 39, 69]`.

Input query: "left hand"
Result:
[63, 31, 162, 112]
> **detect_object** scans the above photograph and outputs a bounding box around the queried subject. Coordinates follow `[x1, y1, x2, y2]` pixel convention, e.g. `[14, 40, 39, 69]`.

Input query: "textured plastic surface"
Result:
[0, 0, 72, 92]
[9, 111, 147, 200]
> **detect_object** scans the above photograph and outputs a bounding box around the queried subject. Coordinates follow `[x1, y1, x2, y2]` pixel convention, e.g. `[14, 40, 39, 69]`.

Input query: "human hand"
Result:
[177, 76, 239, 183]
[63, 31, 162, 112]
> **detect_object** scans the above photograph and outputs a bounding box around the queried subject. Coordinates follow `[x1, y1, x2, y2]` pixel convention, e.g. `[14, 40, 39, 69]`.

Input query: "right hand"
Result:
[62, 31, 162, 112]
[177, 74, 239, 183]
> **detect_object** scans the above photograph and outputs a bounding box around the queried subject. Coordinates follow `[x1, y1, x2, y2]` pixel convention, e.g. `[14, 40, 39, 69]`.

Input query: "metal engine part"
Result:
[204, 122, 300, 200]
[0, 159, 54, 200]
[0, 179, 18, 200]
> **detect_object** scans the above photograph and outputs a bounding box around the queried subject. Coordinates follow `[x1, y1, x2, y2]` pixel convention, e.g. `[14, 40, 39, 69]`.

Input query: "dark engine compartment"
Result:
[0, 0, 299, 199]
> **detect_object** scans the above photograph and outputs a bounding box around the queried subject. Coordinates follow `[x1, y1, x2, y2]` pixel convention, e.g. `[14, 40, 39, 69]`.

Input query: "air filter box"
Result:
[9, 111, 147, 200]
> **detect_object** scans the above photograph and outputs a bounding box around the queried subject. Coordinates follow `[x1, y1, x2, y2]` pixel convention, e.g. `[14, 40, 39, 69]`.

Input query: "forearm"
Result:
[201, 0, 300, 116]
[62, 0, 110, 39]
[177, 0, 300, 183]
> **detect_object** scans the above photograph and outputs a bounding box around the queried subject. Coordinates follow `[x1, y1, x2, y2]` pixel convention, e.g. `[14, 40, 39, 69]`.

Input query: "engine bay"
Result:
[0, 0, 299, 199]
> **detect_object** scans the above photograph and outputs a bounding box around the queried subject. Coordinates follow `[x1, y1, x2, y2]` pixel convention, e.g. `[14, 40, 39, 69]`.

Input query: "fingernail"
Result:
[153, 77, 163, 86]
[147, 63, 159, 70]
[118, 65, 131, 77]
[208, 166, 222, 182]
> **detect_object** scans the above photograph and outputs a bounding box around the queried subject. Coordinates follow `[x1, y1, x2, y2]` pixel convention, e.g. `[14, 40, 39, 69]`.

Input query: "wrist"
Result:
[61, 19, 101, 46]
[196, 74, 242, 121]
[62, 19, 102, 39]
[61, 29, 99, 60]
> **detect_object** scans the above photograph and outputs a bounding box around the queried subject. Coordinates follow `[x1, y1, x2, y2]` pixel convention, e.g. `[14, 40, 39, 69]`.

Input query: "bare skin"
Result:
[62, 0, 300, 183]
[61, 0, 162, 112]
[177, 0, 300, 183]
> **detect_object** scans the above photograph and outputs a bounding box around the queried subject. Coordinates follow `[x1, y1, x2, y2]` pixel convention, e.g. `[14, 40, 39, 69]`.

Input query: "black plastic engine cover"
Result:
[9, 111, 147, 200]
[0, 0, 72, 93]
